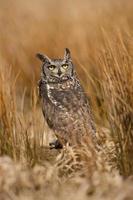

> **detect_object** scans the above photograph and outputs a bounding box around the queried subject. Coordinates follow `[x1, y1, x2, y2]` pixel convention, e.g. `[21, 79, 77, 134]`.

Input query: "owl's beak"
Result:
[57, 69, 62, 77]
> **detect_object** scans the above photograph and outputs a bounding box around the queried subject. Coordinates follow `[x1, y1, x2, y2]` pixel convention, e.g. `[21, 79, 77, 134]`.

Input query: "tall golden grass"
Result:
[0, 0, 133, 199]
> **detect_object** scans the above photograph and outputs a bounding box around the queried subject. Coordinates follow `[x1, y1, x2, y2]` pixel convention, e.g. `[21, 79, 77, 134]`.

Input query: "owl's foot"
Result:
[49, 140, 63, 149]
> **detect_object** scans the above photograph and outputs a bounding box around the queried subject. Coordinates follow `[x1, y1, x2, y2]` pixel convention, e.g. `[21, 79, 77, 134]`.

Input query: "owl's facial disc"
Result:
[48, 63, 72, 82]
[37, 48, 74, 83]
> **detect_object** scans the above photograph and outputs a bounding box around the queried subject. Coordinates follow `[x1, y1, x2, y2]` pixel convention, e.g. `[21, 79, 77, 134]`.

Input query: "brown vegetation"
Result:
[0, 0, 133, 199]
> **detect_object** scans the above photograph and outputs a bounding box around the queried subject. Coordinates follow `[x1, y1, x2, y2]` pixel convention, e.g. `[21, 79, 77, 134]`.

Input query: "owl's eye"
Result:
[48, 65, 56, 71]
[62, 64, 68, 69]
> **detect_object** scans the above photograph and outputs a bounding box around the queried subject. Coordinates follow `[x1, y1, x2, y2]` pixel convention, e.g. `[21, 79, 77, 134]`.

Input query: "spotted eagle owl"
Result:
[36, 48, 96, 149]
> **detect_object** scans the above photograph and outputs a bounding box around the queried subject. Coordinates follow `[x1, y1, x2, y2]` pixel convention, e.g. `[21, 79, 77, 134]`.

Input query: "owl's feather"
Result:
[39, 76, 96, 146]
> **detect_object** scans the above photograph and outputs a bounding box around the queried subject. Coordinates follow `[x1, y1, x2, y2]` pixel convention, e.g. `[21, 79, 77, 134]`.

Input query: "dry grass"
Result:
[0, 0, 133, 199]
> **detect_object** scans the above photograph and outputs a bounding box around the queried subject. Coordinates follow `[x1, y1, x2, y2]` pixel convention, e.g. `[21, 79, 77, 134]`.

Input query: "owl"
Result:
[36, 48, 96, 149]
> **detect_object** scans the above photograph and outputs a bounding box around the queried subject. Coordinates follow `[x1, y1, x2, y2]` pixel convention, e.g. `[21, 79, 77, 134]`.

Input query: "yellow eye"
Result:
[62, 64, 68, 69]
[48, 65, 56, 71]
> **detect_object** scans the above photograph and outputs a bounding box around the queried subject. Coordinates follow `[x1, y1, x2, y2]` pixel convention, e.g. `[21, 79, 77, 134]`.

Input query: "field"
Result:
[0, 0, 133, 199]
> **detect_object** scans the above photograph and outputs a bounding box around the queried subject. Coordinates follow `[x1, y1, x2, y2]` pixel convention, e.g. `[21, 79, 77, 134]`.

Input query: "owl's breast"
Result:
[41, 83, 96, 141]
[48, 88, 82, 111]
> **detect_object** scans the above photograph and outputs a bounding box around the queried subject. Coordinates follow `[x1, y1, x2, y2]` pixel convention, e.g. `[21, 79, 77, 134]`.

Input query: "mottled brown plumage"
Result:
[37, 48, 96, 148]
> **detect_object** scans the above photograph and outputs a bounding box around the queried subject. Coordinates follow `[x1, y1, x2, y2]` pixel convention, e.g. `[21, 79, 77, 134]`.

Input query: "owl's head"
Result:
[36, 48, 74, 83]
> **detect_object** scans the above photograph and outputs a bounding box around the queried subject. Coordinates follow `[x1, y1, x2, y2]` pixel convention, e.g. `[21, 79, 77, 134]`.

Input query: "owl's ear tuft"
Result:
[36, 53, 51, 64]
[64, 48, 71, 61]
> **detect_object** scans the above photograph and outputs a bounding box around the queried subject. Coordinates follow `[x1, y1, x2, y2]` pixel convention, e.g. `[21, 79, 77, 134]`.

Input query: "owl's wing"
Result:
[38, 79, 47, 98]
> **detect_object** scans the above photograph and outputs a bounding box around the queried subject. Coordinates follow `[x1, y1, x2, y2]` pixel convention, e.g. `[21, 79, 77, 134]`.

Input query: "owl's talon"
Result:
[49, 140, 63, 149]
